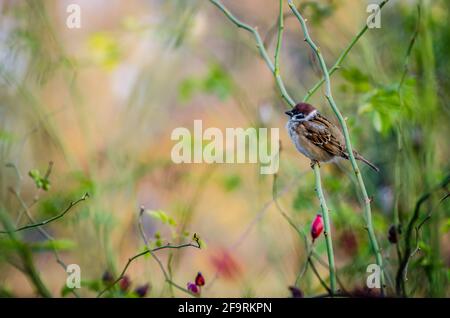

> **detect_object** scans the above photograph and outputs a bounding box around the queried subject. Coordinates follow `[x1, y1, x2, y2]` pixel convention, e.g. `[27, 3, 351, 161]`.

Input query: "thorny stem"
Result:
[288, 0, 385, 295]
[0, 193, 89, 234]
[272, 143, 336, 293]
[312, 163, 337, 295]
[395, 175, 450, 296]
[303, 0, 390, 102]
[9, 187, 80, 297]
[210, 0, 338, 295]
[398, 3, 421, 93]
[0, 209, 52, 298]
[209, 0, 295, 107]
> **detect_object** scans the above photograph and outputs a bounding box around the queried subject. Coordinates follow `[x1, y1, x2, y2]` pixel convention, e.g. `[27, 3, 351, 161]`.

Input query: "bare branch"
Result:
[0, 193, 89, 234]
[96, 209, 201, 298]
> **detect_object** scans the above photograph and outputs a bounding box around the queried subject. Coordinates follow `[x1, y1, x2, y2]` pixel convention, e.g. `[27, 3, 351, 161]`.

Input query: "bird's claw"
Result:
[310, 160, 320, 169]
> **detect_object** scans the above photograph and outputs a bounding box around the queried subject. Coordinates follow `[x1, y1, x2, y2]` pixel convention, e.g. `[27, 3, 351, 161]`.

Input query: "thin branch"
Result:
[308, 256, 331, 295]
[96, 212, 201, 298]
[288, 0, 385, 295]
[209, 0, 295, 107]
[396, 175, 450, 296]
[264, 11, 295, 48]
[273, 0, 294, 107]
[0, 193, 89, 234]
[137, 207, 197, 297]
[398, 3, 421, 93]
[303, 0, 391, 102]
[9, 187, 80, 297]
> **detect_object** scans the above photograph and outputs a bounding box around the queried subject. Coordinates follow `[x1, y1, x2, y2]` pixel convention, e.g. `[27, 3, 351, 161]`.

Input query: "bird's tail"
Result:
[354, 153, 379, 172]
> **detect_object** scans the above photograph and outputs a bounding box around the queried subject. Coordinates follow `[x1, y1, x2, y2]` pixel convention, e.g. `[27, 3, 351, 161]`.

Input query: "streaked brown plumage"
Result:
[286, 103, 379, 172]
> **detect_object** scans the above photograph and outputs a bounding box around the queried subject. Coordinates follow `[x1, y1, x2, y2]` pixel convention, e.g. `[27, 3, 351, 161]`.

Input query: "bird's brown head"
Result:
[285, 103, 317, 121]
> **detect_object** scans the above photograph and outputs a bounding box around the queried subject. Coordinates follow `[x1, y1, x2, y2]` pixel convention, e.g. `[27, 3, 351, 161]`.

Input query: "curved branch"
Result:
[209, 0, 295, 107]
[303, 0, 390, 102]
[288, 0, 385, 295]
[395, 175, 450, 296]
[96, 234, 201, 298]
[312, 162, 337, 294]
[0, 193, 89, 234]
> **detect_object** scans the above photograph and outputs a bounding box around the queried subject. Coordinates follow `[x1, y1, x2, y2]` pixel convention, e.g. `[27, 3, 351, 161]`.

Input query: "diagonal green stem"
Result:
[209, 0, 295, 107]
[0, 193, 88, 234]
[288, 0, 385, 295]
[210, 0, 339, 295]
[312, 163, 337, 294]
[0, 209, 52, 298]
[303, 0, 390, 102]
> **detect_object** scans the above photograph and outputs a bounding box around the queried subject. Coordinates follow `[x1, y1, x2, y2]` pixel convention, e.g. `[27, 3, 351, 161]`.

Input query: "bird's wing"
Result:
[302, 115, 347, 157]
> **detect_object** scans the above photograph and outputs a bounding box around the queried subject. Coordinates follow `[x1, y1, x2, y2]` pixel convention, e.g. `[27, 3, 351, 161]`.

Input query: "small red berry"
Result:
[187, 282, 200, 295]
[195, 272, 205, 286]
[311, 214, 324, 242]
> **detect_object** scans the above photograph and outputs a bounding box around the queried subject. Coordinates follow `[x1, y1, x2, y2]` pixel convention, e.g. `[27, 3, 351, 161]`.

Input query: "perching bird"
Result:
[285, 102, 379, 172]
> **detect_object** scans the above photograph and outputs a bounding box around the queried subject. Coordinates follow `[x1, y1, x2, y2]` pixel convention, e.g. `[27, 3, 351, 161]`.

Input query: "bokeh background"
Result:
[0, 0, 449, 297]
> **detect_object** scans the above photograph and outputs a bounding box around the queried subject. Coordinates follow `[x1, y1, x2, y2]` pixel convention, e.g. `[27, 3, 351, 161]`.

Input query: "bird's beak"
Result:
[284, 110, 294, 117]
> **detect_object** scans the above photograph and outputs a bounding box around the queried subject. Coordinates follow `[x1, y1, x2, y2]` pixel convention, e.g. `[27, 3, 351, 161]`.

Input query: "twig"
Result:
[273, 0, 294, 108]
[137, 207, 197, 297]
[4, 162, 82, 297]
[308, 257, 331, 295]
[398, 3, 421, 93]
[0, 209, 52, 297]
[8, 187, 80, 297]
[0, 193, 89, 234]
[209, 1, 338, 295]
[303, 0, 390, 102]
[96, 211, 201, 298]
[209, 0, 295, 107]
[288, 0, 385, 295]
[395, 175, 450, 296]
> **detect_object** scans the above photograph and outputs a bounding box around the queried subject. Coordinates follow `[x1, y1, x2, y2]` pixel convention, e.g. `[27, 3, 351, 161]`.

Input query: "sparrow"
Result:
[285, 103, 379, 172]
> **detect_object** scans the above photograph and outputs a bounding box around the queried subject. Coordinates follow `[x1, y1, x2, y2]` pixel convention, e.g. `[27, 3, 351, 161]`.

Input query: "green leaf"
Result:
[341, 67, 371, 92]
[29, 169, 41, 181]
[203, 63, 232, 100]
[146, 210, 169, 224]
[30, 239, 76, 252]
[372, 111, 383, 133]
[88, 32, 121, 70]
[168, 217, 176, 226]
[221, 175, 241, 192]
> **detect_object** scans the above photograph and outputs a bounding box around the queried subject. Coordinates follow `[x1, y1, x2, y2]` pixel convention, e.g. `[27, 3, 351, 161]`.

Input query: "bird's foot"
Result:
[310, 160, 320, 169]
